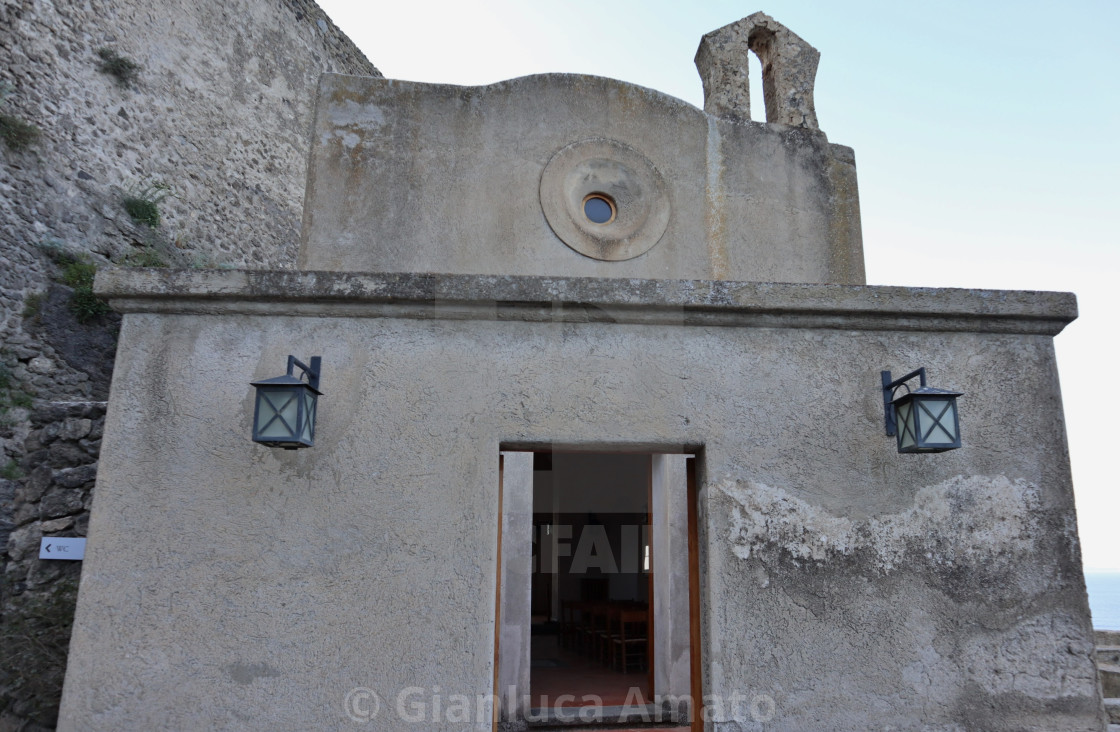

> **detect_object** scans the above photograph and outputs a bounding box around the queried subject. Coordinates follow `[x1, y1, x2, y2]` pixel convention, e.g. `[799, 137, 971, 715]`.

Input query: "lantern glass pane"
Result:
[943, 401, 958, 438]
[897, 401, 916, 449]
[299, 391, 316, 443]
[924, 423, 954, 444]
[257, 389, 299, 439]
[918, 398, 957, 445]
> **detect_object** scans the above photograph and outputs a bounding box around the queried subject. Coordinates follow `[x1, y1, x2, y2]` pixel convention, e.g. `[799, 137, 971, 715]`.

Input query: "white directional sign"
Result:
[39, 537, 86, 560]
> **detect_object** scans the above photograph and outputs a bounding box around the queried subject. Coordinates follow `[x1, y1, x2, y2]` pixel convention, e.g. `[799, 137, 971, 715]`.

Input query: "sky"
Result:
[315, 0, 1120, 570]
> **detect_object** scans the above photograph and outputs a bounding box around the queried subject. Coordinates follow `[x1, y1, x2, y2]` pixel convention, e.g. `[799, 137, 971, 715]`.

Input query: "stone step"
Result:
[526, 703, 683, 727]
[1098, 629, 1120, 647]
[1101, 663, 1120, 699]
[1106, 698, 1120, 724]
[1100, 646, 1120, 667]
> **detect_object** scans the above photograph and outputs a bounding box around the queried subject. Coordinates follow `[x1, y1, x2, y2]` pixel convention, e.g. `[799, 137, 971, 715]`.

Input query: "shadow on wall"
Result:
[22, 284, 119, 401]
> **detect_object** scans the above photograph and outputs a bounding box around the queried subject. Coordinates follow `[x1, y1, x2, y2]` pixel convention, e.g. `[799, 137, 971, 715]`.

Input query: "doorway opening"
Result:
[496, 450, 700, 730]
[531, 452, 653, 712]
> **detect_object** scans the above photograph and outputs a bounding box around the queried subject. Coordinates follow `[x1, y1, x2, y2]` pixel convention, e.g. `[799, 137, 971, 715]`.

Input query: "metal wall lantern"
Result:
[251, 356, 322, 449]
[882, 368, 962, 453]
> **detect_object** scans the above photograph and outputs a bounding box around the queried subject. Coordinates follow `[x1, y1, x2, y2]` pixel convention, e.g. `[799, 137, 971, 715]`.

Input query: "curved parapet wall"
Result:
[299, 72, 864, 284]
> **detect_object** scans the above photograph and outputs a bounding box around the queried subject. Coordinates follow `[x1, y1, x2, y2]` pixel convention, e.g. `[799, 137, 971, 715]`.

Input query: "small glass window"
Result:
[583, 194, 615, 224]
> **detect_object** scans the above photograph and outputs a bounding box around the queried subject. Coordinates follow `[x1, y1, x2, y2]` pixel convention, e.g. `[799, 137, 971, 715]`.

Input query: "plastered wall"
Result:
[59, 271, 1103, 730]
[300, 74, 864, 285]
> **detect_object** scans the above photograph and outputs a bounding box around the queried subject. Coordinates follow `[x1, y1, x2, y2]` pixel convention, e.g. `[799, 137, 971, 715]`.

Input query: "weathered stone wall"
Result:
[3, 402, 104, 595]
[0, 0, 379, 402]
[0, 401, 103, 729]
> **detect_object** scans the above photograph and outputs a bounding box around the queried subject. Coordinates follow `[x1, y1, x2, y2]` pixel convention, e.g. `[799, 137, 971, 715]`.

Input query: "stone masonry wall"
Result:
[0, 401, 104, 728]
[2, 402, 105, 595]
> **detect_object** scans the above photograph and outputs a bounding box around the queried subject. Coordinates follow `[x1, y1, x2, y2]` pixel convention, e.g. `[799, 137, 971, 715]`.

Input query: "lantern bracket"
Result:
[287, 355, 321, 391]
[881, 367, 926, 436]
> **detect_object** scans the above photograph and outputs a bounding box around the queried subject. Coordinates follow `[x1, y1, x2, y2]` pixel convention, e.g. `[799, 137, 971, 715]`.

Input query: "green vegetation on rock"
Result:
[0, 459, 22, 480]
[0, 82, 40, 152]
[21, 292, 43, 321]
[121, 181, 171, 227]
[96, 47, 142, 88]
[38, 243, 111, 323]
[120, 245, 169, 268]
[0, 113, 40, 151]
[0, 360, 35, 427]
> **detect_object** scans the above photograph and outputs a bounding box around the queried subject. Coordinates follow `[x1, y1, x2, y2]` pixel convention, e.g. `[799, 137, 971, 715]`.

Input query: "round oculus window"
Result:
[583, 194, 616, 224]
[539, 138, 670, 262]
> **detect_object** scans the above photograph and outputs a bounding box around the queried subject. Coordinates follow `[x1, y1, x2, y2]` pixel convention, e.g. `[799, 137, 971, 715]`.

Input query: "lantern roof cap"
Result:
[250, 374, 323, 394]
[893, 385, 962, 402]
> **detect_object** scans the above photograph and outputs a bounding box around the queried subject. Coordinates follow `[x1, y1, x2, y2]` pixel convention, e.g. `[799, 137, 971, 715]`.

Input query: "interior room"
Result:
[529, 452, 653, 710]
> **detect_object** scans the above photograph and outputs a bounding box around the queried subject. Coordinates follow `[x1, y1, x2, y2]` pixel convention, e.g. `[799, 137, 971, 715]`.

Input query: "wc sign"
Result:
[39, 537, 86, 560]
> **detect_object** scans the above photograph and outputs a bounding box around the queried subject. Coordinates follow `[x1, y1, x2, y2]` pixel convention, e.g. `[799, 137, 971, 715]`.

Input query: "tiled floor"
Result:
[529, 633, 689, 730]
[531, 633, 648, 707]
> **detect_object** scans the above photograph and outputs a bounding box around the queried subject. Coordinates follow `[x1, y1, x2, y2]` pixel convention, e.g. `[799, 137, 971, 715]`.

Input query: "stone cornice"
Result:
[95, 269, 1077, 336]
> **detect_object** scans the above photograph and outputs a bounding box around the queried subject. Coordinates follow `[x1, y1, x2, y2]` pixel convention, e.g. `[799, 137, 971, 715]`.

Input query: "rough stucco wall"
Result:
[58, 280, 1101, 730]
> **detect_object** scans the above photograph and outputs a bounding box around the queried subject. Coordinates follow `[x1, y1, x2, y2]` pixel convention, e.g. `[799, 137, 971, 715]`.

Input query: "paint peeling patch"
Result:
[719, 475, 1042, 572]
[328, 99, 386, 129]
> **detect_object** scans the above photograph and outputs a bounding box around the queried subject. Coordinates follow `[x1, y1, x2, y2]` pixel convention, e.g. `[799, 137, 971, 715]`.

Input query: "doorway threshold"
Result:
[526, 702, 683, 727]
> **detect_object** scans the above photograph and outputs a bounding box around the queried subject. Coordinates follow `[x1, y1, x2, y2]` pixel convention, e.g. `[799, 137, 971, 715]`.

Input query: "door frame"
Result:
[494, 448, 705, 730]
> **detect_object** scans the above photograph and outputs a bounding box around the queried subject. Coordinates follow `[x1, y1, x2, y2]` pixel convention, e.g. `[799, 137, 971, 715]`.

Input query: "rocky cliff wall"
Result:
[0, 0, 378, 399]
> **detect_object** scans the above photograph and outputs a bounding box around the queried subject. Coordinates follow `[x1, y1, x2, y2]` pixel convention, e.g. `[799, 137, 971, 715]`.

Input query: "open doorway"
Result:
[496, 450, 698, 730]
[530, 452, 653, 711]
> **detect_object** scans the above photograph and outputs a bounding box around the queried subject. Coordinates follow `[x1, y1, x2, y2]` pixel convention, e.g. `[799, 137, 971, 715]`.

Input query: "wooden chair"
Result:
[570, 600, 598, 657]
[588, 602, 612, 663]
[610, 607, 648, 673]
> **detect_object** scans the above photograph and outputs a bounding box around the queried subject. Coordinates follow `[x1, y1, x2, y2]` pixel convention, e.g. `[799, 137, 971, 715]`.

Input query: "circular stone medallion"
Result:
[539, 138, 670, 262]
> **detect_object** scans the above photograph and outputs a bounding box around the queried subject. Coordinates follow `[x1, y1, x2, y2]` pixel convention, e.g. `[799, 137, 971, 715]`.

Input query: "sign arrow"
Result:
[39, 537, 85, 560]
